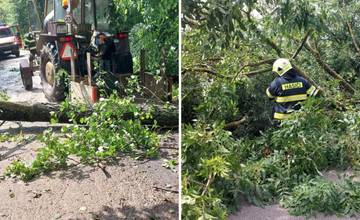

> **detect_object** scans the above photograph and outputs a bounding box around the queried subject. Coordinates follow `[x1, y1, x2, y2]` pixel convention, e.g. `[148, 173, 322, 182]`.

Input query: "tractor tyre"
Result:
[40, 43, 67, 102]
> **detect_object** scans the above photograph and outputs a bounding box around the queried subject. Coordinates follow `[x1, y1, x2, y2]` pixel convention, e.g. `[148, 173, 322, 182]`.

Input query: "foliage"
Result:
[5, 96, 159, 181]
[109, 0, 179, 75]
[182, 96, 360, 219]
[162, 159, 178, 172]
[182, 123, 240, 219]
[0, 90, 9, 101]
[0, 0, 16, 25]
[0, 133, 13, 142]
[237, 99, 359, 205]
[281, 177, 360, 217]
[0, 0, 31, 33]
[0, 132, 30, 143]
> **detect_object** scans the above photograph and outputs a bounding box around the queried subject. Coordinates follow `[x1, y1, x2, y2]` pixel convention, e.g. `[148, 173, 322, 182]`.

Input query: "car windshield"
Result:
[0, 28, 12, 38]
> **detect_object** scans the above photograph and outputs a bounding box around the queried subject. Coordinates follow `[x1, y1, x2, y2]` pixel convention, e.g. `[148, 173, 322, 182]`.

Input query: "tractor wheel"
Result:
[40, 43, 67, 102]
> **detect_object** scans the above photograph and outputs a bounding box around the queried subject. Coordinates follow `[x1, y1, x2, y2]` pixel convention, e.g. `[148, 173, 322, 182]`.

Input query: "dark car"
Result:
[0, 25, 21, 57]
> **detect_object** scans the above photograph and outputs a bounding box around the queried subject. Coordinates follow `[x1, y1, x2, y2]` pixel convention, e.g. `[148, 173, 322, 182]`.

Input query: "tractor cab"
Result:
[21, 0, 133, 102]
[43, 0, 93, 37]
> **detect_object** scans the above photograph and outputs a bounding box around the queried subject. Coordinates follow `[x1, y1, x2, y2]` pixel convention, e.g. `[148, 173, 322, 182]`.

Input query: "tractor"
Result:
[20, 0, 133, 102]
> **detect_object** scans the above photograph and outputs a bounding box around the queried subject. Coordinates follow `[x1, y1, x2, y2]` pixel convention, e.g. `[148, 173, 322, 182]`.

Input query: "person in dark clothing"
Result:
[266, 58, 319, 120]
[98, 33, 116, 72]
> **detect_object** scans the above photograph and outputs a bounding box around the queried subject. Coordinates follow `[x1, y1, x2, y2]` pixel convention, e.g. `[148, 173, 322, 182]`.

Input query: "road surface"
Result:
[0, 51, 47, 103]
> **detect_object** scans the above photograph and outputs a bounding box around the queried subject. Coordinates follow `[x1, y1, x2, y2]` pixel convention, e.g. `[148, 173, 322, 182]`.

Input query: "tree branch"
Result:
[303, 42, 355, 94]
[224, 116, 247, 130]
[233, 59, 275, 80]
[249, 24, 283, 56]
[182, 67, 230, 79]
[346, 22, 360, 56]
[291, 29, 314, 60]
[291, 64, 321, 91]
[183, 15, 202, 27]
[242, 59, 276, 68]
[244, 67, 273, 77]
[238, 30, 321, 92]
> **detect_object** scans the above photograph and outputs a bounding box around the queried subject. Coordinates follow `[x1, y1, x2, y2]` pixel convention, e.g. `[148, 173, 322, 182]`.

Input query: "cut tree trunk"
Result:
[0, 101, 178, 127]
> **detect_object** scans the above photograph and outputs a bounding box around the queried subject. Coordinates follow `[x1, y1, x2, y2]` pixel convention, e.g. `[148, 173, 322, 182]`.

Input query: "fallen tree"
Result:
[0, 101, 178, 127]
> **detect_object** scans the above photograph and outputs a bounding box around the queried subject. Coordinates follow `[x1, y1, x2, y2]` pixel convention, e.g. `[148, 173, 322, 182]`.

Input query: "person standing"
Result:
[266, 58, 319, 120]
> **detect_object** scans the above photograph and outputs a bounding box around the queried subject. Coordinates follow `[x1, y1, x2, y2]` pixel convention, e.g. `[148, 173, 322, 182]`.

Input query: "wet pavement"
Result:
[0, 50, 47, 103]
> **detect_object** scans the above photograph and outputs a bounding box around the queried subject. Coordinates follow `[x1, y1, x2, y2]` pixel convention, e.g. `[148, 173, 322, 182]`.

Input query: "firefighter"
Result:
[24, 32, 37, 55]
[266, 58, 319, 121]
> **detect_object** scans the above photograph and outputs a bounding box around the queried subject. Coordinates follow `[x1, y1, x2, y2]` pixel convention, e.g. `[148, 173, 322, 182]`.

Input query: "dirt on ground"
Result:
[0, 52, 179, 220]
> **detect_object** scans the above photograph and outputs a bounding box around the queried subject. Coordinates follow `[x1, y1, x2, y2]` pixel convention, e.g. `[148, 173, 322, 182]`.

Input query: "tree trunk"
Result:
[0, 101, 178, 127]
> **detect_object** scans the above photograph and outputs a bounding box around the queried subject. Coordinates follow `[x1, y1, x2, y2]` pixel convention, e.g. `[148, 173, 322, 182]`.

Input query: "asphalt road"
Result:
[0, 50, 47, 103]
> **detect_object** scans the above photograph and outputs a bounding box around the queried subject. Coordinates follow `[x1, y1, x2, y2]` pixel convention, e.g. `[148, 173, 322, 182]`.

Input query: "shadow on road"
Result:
[89, 202, 178, 220]
[0, 135, 37, 161]
[0, 124, 63, 135]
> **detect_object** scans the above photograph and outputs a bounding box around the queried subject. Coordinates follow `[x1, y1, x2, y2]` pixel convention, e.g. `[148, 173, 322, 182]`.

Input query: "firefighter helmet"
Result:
[272, 58, 292, 76]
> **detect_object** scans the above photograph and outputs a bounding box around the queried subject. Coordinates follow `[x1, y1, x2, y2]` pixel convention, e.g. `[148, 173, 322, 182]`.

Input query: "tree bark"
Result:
[0, 101, 178, 127]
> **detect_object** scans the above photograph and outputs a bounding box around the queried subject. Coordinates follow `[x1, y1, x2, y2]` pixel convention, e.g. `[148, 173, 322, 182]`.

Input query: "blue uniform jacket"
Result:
[266, 72, 318, 120]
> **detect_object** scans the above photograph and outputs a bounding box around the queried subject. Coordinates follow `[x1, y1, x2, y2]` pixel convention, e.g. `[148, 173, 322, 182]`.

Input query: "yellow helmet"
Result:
[272, 58, 292, 76]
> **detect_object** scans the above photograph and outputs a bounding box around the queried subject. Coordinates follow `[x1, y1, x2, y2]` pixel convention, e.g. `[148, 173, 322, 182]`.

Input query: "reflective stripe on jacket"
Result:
[266, 72, 318, 120]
